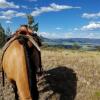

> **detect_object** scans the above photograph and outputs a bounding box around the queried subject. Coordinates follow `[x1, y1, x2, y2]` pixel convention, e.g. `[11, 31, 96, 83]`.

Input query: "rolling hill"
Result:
[40, 36, 100, 46]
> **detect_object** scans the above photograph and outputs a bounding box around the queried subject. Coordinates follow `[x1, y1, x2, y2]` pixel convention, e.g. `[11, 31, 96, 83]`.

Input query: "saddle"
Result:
[6, 27, 42, 46]
[1, 27, 43, 75]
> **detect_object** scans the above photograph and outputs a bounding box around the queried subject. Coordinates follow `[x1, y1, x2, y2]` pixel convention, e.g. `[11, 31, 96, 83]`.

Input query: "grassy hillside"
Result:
[0, 48, 100, 100]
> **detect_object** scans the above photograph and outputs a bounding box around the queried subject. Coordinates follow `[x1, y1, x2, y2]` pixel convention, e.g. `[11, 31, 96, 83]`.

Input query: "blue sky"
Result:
[0, 0, 100, 38]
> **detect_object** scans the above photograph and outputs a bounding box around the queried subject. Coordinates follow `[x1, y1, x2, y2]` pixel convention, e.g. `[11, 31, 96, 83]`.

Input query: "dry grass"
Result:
[0, 48, 100, 100]
[40, 48, 100, 100]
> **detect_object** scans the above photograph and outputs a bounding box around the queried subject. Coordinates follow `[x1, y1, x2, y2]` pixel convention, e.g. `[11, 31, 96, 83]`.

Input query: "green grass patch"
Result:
[95, 91, 100, 97]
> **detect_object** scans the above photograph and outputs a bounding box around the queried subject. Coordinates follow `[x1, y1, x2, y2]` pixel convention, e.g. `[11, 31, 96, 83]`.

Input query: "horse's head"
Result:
[16, 25, 42, 48]
[17, 25, 30, 35]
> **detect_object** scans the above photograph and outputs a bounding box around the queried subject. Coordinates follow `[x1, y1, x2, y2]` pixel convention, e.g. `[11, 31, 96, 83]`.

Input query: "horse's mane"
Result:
[18, 35, 39, 100]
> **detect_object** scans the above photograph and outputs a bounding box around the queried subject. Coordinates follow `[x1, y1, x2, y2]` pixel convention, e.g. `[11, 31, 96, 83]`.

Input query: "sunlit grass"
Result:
[0, 48, 100, 100]
[41, 48, 100, 100]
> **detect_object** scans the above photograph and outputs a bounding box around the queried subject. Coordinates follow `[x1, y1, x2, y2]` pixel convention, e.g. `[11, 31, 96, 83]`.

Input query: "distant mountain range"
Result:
[40, 36, 100, 46]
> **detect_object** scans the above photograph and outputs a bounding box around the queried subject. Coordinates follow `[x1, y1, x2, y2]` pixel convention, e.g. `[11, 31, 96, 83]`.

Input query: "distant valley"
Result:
[41, 36, 100, 50]
[41, 36, 100, 45]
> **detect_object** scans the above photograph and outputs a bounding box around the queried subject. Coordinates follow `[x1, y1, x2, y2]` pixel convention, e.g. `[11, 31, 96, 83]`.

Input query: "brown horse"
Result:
[2, 32, 41, 100]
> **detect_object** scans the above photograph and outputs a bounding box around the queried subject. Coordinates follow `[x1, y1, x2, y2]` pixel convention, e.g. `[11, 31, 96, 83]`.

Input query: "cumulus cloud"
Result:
[0, 10, 17, 19]
[31, 3, 80, 16]
[0, 10, 26, 19]
[81, 22, 100, 30]
[0, 0, 19, 8]
[82, 12, 100, 19]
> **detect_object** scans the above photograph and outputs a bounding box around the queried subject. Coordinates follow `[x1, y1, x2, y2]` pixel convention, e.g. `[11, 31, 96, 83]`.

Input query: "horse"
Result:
[1, 26, 42, 100]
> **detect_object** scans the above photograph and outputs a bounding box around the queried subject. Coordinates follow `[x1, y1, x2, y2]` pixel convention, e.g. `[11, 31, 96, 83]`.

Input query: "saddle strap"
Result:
[26, 35, 40, 51]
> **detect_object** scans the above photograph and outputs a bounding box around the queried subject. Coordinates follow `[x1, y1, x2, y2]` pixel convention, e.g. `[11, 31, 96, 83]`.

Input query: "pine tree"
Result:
[6, 26, 11, 36]
[0, 23, 5, 47]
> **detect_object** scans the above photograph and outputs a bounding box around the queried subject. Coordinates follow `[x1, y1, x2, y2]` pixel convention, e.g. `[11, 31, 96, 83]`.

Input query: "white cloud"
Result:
[38, 32, 62, 38]
[74, 28, 79, 31]
[87, 33, 95, 38]
[31, 3, 80, 16]
[38, 31, 100, 39]
[29, 0, 37, 2]
[21, 5, 28, 9]
[38, 31, 74, 38]
[1, 10, 17, 19]
[0, 0, 19, 8]
[56, 27, 62, 30]
[0, 15, 8, 19]
[0, 10, 26, 20]
[38, 32, 55, 38]
[81, 22, 100, 30]
[84, 32, 100, 39]
[6, 20, 12, 23]
[82, 12, 100, 19]
[16, 12, 26, 17]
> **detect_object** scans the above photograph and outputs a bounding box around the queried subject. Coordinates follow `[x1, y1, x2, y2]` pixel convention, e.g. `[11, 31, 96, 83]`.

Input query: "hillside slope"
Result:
[41, 36, 100, 46]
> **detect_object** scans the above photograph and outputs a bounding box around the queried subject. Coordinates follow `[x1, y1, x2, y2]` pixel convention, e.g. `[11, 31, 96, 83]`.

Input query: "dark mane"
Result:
[18, 35, 39, 100]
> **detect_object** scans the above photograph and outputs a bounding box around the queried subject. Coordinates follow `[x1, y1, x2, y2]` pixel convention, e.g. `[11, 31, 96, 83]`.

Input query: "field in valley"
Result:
[0, 48, 100, 100]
